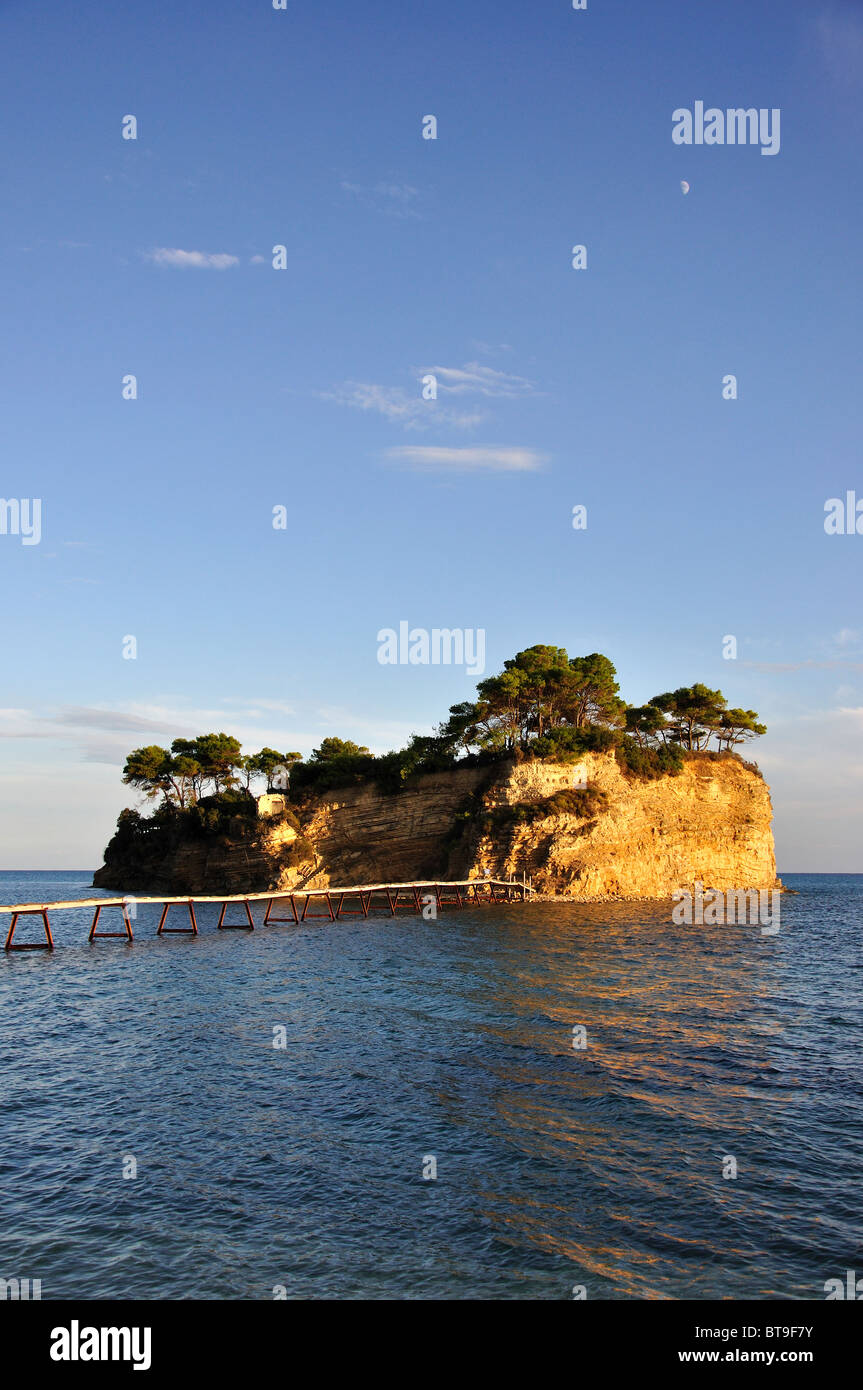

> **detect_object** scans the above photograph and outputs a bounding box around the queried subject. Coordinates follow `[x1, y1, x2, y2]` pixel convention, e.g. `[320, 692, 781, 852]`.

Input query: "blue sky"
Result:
[1, 0, 862, 870]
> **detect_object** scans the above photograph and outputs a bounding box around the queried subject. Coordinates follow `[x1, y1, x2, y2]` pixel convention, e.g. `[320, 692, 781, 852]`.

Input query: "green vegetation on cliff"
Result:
[122, 736, 303, 808]
[110, 647, 766, 854]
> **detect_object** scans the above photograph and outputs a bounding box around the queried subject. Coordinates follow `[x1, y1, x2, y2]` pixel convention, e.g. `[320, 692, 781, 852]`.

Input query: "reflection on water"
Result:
[0, 872, 860, 1299]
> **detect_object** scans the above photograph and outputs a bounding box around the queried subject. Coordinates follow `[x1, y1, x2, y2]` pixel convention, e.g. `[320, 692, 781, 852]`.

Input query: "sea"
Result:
[0, 869, 860, 1301]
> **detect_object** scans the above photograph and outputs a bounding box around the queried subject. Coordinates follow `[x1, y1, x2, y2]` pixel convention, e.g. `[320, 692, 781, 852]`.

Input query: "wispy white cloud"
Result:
[426, 362, 537, 398]
[320, 361, 537, 431]
[469, 340, 515, 356]
[815, 5, 863, 88]
[144, 248, 239, 270]
[742, 658, 863, 674]
[0, 709, 54, 739]
[313, 704, 417, 741]
[319, 381, 483, 430]
[1, 700, 344, 767]
[384, 445, 546, 473]
[340, 180, 421, 218]
[763, 706, 863, 776]
[221, 697, 296, 716]
[738, 629, 863, 671]
[51, 707, 193, 735]
[373, 182, 419, 203]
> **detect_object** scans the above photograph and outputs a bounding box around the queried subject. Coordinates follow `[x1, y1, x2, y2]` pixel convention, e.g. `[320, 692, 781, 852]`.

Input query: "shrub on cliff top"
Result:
[281, 836, 315, 868]
[683, 748, 763, 778]
[615, 738, 685, 781]
[527, 725, 619, 760]
[188, 791, 256, 836]
[106, 790, 302, 851]
[486, 787, 609, 830]
[290, 752, 379, 795]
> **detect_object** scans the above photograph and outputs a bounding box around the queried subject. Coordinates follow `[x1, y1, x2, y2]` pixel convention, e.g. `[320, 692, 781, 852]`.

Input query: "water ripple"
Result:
[0, 871, 861, 1298]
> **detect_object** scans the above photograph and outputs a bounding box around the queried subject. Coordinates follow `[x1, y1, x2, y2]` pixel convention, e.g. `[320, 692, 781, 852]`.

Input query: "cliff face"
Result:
[298, 766, 489, 885]
[94, 754, 778, 899]
[458, 753, 777, 897]
[92, 816, 306, 894]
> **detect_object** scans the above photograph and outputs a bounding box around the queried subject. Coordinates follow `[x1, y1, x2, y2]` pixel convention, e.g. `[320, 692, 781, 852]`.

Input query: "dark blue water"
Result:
[0, 870, 860, 1300]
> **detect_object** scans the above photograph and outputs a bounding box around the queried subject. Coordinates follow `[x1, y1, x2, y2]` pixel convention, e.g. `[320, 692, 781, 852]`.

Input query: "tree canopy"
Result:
[435, 646, 625, 754]
[118, 646, 766, 807]
[646, 686, 765, 752]
[310, 737, 370, 762]
[122, 736, 302, 808]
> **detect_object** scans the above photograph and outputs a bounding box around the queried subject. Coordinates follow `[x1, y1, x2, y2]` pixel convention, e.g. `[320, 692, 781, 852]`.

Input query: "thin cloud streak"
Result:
[50, 707, 197, 735]
[424, 362, 537, 397]
[384, 446, 546, 473]
[815, 6, 863, 88]
[319, 382, 483, 430]
[319, 362, 536, 431]
[144, 248, 239, 270]
[339, 181, 422, 218]
[741, 659, 863, 674]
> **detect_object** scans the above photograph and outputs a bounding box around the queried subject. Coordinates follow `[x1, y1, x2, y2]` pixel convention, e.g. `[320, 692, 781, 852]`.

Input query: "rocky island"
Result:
[93, 645, 779, 900]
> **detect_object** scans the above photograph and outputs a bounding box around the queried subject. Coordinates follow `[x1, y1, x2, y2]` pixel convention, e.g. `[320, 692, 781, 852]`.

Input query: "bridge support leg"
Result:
[264, 896, 299, 924]
[301, 893, 335, 922]
[436, 884, 464, 908]
[363, 890, 395, 916]
[89, 903, 134, 942]
[335, 892, 367, 918]
[5, 909, 54, 951]
[218, 899, 254, 930]
[157, 901, 198, 935]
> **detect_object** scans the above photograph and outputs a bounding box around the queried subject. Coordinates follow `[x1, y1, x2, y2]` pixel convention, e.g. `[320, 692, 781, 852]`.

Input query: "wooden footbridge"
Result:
[0, 879, 533, 951]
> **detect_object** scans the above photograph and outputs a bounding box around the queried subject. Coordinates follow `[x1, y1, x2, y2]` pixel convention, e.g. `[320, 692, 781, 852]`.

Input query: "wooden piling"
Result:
[334, 891, 368, 918]
[263, 896, 299, 925]
[157, 900, 198, 935]
[88, 902, 134, 942]
[300, 892, 335, 922]
[217, 898, 255, 930]
[4, 909, 54, 952]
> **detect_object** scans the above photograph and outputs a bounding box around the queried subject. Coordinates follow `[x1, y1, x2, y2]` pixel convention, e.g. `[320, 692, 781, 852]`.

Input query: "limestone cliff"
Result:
[94, 753, 778, 899]
[93, 810, 311, 894]
[454, 753, 778, 897]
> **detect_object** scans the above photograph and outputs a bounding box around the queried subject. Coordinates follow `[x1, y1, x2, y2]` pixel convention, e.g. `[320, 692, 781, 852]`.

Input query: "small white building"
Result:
[256, 793, 287, 818]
